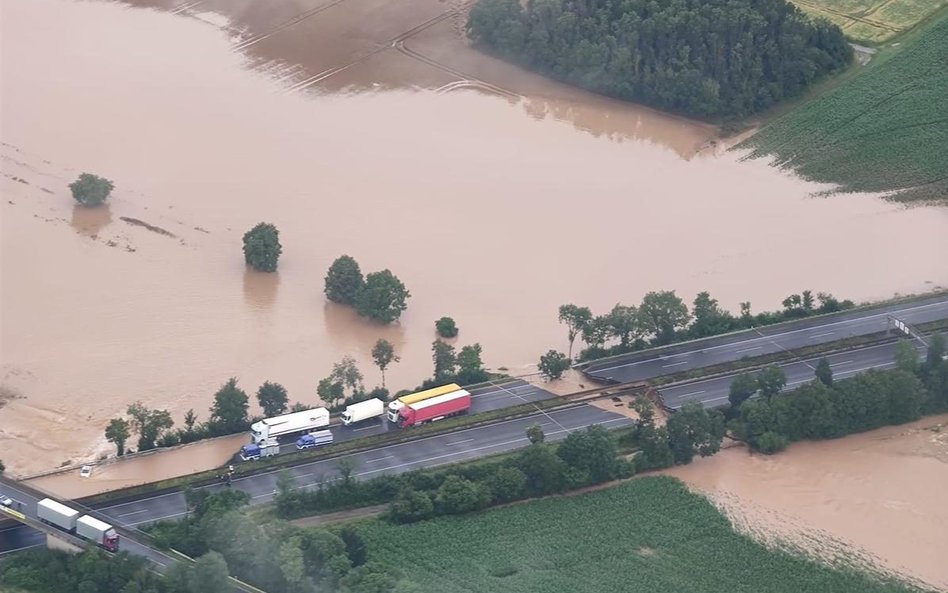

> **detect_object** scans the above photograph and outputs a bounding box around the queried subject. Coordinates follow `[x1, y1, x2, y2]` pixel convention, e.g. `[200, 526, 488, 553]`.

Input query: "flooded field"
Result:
[2, 0, 948, 474]
[667, 415, 948, 591]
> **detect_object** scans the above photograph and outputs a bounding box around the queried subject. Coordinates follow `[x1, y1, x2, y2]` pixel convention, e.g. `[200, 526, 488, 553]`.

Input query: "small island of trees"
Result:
[467, 0, 853, 118]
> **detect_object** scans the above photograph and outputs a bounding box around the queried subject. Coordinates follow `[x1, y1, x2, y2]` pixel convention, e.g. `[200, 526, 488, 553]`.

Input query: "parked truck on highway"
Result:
[37, 498, 79, 532]
[240, 437, 280, 461]
[387, 383, 462, 422]
[251, 408, 330, 444]
[341, 398, 384, 426]
[296, 430, 334, 449]
[37, 498, 119, 551]
[76, 515, 120, 552]
[398, 389, 471, 427]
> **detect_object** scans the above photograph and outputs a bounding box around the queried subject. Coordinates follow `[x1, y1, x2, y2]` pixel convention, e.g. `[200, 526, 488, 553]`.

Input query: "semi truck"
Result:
[37, 498, 120, 551]
[387, 383, 462, 422]
[251, 408, 330, 444]
[341, 398, 384, 426]
[398, 389, 471, 427]
[240, 437, 280, 461]
[76, 515, 120, 552]
[296, 430, 334, 449]
[37, 498, 79, 531]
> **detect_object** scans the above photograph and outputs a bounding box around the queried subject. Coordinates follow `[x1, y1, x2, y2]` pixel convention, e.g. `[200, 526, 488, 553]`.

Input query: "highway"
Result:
[583, 294, 948, 384]
[1, 403, 631, 554]
[659, 340, 926, 410]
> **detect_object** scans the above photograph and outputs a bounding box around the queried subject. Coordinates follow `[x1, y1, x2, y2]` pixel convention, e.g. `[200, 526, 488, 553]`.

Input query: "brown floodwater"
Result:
[2, 0, 948, 474]
[667, 415, 948, 591]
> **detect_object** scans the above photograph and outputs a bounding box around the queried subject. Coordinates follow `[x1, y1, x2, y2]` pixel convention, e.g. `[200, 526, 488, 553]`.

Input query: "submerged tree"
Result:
[355, 270, 410, 324]
[242, 222, 282, 272]
[371, 338, 399, 389]
[69, 173, 114, 207]
[105, 418, 130, 456]
[324, 255, 364, 305]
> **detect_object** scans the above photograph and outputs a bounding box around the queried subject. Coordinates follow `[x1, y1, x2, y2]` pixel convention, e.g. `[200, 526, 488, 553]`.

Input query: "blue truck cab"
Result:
[296, 430, 334, 450]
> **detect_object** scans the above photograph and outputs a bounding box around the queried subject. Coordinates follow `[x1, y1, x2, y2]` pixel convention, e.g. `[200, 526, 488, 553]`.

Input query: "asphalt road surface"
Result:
[256, 380, 555, 457]
[1, 403, 630, 555]
[584, 295, 948, 384]
[659, 340, 926, 410]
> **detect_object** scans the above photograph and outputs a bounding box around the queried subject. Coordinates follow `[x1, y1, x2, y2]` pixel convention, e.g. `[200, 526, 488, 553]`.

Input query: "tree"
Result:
[756, 431, 789, 454]
[665, 402, 725, 464]
[690, 291, 735, 338]
[925, 333, 946, 368]
[538, 350, 570, 381]
[69, 173, 114, 207]
[330, 356, 364, 398]
[105, 418, 130, 456]
[435, 475, 482, 514]
[728, 373, 758, 409]
[486, 467, 527, 503]
[435, 317, 459, 338]
[278, 537, 307, 587]
[209, 378, 249, 434]
[606, 303, 641, 348]
[581, 315, 611, 351]
[757, 365, 787, 399]
[815, 357, 833, 387]
[525, 423, 545, 444]
[256, 381, 288, 418]
[126, 402, 174, 451]
[339, 526, 368, 567]
[317, 377, 345, 408]
[0, 460, 4, 474]
[325, 255, 364, 305]
[183, 409, 197, 433]
[389, 488, 434, 523]
[371, 339, 399, 389]
[556, 425, 618, 483]
[638, 291, 691, 345]
[895, 339, 919, 374]
[190, 551, 232, 593]
[242, 222, 282, 272]
[557, 304, 592, 359]
[355, 270, 410, 324]
[432, 340, 457, 382]
[517, 443, 566, 495]
[457, 343, 487, 383]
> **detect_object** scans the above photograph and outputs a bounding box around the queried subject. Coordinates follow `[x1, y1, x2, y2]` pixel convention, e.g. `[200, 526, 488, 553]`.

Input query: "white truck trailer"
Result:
[341, 398, 385, 426]
[251, 408, 330, 444]
[76, 515, 120, 552]
[37, 498, 79, 532]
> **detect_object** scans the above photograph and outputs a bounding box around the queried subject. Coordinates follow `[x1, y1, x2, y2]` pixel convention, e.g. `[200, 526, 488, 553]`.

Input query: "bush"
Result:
[755, 431, 789, 454]
[242, 222, 282, 272]
[390, 488, 435, 524]
[538, 350, 570, 380]
[435, 317, 459, 338]
[69, 173, 114, 206]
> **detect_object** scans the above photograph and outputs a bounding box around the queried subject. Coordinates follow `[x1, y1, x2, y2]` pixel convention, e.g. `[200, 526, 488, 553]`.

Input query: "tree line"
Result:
[276, 398, 724, 523]
[727, 335, 948, 453]
[540, 288, 854, 378]
[145, 489, 403, 593]
[467, 0, 852, 118]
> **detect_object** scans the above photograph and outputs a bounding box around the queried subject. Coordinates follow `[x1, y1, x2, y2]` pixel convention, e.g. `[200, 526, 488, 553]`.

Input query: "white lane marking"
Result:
[834, 361, 895, 377]
[830, 360, 854, 367]
[661, 361, 689, 368]
[0, 543, 43, 556]
[449, 438, 475, 445]
[118, 509, 149, 518]
[591, 300, 946, 372]
[353, 425, 379, 431]
[365, 455, 393, 463]
[810, 331, 835, 338]
[127, 511, 187, 526]
[736, 346, 762, 353]
[348, 417, 631, 480]
[680, 390, 706, 397]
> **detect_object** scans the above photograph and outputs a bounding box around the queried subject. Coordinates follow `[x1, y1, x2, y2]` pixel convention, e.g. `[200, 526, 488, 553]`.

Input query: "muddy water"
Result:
[2, 0, 948, 474]
[667, 416, 948, 590]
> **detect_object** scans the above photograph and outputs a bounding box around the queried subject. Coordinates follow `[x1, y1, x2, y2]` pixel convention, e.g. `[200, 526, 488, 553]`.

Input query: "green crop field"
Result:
[357, 477, 925, 593]
[791, 0, 945, 43]
[741, 13, 948, 203]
